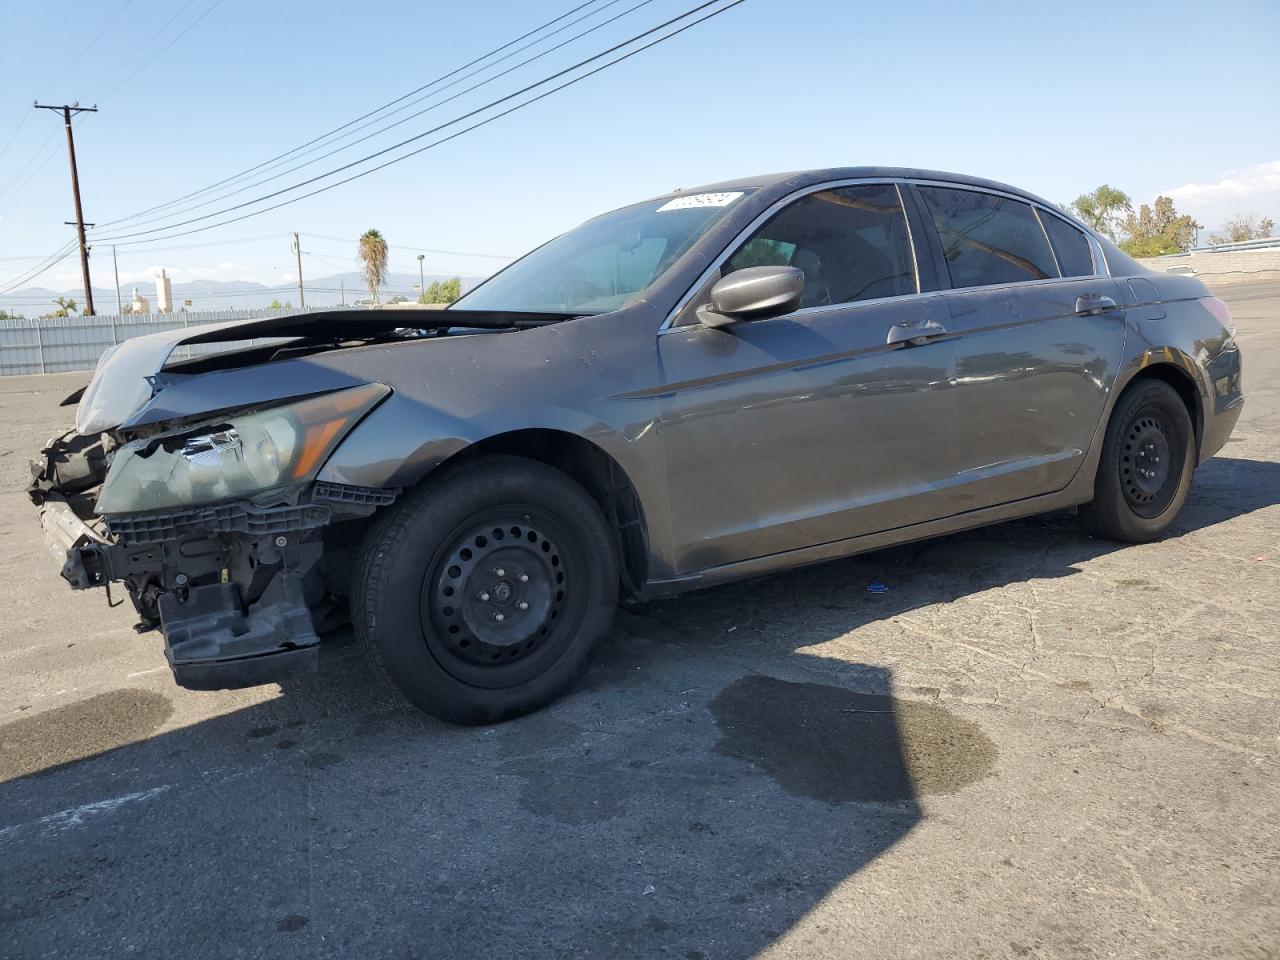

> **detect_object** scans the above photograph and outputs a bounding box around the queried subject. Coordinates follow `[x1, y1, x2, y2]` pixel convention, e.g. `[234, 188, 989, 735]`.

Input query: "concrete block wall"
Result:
[1138, 248, 1280, 285]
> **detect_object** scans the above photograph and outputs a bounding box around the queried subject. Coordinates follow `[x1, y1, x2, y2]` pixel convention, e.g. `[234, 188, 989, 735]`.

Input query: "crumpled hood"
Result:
[74, 308, 572, 435]
[75, 317, 274, 435]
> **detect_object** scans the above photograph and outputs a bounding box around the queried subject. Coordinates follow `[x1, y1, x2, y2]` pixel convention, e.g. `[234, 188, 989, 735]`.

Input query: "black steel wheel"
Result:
[424, 511, 578, 688]
[354, 455, 618, 724]
[1119, 412, 1177, 518]
[1080, 378, 1195, 543]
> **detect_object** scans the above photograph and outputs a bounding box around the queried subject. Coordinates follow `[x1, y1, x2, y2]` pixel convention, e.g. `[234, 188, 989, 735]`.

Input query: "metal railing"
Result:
[0, 305, 354, 377]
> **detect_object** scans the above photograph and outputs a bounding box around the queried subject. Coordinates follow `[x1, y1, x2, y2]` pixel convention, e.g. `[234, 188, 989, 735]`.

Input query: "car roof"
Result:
[652, 167, 1060, 212]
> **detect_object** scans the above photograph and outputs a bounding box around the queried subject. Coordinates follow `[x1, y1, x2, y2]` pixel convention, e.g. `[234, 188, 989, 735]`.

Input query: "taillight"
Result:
[1200, 296, 1235, 336]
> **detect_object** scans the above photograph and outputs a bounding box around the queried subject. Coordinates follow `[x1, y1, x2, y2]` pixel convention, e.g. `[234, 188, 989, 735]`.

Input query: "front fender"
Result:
[316, 391, 669, 551]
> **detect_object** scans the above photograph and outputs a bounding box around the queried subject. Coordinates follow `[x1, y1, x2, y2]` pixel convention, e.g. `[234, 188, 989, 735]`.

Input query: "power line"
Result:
[80, 0, 202, 101]
[0, 2, 224, 295]
[0, 0, 131, 170]
[91, 0, 224, 102]
[0, 0, 206, 212]
[112, 232, 292, 253]
[0, 242, 80, 294]
[0, 129, 61, 204]
[301, 233, 514, 260]
[0, 108, 33, 166]
[44, 0, 137, 95]
[0, 233, 509, 291]
[92, 0, 747, 247]
[96, 0, 611, 228]
[4, 0, 743, 288]
[98, 0, 653, 232]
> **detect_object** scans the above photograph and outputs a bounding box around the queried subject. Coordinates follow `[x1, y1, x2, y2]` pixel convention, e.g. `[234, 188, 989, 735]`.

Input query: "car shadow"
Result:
[0, 456, 1275, 959]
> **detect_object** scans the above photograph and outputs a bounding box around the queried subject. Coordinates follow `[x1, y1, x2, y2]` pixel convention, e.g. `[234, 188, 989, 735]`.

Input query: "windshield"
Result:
[455, 190, 752, 314]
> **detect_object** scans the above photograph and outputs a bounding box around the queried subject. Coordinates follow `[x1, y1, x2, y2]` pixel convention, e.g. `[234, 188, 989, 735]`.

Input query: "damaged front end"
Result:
[30, 381, 395, 691]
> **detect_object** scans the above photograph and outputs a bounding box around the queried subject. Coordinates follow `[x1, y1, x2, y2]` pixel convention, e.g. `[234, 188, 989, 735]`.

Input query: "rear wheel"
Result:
[353, 455, 618, 724]
[1079, 379, 1195, 542]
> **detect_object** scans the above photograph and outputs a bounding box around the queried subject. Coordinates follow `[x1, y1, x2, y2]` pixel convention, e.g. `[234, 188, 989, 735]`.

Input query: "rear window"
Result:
[1039, 211, 1096, 277]
[920, 187, 1058, 289]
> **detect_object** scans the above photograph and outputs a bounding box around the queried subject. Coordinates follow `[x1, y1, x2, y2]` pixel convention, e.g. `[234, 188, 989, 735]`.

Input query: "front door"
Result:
[656, 182, 961, 573]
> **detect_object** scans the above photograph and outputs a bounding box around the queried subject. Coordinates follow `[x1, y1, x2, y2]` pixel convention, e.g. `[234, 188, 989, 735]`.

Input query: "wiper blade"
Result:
[437, 309, 576, 328]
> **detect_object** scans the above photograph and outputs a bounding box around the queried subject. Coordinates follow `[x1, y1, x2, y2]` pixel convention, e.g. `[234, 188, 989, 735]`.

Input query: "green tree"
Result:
[1070, 185, 1131, 240]
[729, 238, 795, 269]
[51, 296, 77, 317]
[0, 309, 24, 320]
[267, 298, 294, 310]
[1209, 213, 1275, 245]
[418, 276, 462, 304]
[357, 229, 389, 304]
[1118, 196, 1201, 257]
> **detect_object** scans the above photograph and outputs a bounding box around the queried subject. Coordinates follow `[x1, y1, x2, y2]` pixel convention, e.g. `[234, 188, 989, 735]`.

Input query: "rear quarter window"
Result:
[1038, 212, 1096, 277]
[920, 187, 1059, 289]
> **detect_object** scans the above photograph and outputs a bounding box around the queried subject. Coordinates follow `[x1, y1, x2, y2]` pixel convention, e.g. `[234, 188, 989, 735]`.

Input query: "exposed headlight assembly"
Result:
[96, 383, 389, 514]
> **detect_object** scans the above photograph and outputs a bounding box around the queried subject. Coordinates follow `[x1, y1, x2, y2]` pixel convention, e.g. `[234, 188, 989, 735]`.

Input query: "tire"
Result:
[353, 455, 618, 724]
[1079, 378, 1195, 543]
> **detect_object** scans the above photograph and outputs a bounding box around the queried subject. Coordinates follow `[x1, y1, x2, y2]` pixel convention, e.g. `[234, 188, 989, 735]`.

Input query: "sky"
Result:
[0, 0, 1277, 307]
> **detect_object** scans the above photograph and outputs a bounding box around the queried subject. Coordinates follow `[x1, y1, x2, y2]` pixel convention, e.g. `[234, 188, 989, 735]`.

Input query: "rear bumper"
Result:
[1201, 396, 1244, 464]
[1200, 338, 1244, 464]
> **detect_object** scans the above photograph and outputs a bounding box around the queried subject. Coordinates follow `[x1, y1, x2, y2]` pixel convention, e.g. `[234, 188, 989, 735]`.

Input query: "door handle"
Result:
[1075, 293, 1119, 316]
[887, 318, 949, 346]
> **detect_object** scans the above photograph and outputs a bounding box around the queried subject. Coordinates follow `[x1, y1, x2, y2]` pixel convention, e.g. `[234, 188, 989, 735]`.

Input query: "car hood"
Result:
[75, 317, 273, 435]
[73, 309, 571, 435]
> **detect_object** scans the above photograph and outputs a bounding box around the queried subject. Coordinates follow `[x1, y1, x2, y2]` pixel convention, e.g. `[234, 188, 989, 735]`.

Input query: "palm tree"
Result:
[357, 229, 388, 305]
[52, 296, 78, 317]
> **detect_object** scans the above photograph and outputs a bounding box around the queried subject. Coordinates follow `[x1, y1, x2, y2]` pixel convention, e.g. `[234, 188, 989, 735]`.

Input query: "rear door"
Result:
[656, 182, 961, 572]
[911, 184, 1127, 511]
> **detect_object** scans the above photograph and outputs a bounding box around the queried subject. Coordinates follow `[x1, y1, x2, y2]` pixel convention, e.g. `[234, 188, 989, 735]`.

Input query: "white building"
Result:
[131, 287, 150, 315]
[155, 268, 173, 314]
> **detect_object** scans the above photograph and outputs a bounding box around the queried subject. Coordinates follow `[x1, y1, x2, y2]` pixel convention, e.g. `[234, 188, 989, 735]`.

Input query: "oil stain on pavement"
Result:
[711, 674, 995, 803]
[0, 689, 172, 782]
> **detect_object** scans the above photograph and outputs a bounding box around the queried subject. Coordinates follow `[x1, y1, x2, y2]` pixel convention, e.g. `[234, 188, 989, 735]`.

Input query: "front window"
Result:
[722, 183, 918, 307]
[454, 191, 752, 314]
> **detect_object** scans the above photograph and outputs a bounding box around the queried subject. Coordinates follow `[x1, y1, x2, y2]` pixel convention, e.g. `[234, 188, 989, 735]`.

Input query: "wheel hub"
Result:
[1122, 415, 1172, 506]
[426, 521, 568, 667]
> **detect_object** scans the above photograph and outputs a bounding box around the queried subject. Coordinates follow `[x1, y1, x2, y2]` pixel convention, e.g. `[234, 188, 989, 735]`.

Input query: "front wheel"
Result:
[1079, 379, 1195, 543]
[353, 455, 618, 724]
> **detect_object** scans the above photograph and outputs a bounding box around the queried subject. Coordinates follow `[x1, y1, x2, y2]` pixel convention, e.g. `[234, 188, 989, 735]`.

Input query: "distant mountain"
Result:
[0, 271, 490, 316]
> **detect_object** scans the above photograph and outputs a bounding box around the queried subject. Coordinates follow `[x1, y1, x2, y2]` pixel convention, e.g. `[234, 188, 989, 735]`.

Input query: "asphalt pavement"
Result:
[1, 284, 1277, 960]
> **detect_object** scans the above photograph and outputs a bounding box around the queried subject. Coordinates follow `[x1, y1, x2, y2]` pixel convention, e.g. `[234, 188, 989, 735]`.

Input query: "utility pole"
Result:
[340, 280, 345, 306]
[111, 245, 122, 314]
[291, 232, 305, 309]
[35, 102, 97, 316]
[417, 253, 425, 302]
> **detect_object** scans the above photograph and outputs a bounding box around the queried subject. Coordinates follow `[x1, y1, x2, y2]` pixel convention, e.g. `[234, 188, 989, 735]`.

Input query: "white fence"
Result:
[0, 306, 355, 377]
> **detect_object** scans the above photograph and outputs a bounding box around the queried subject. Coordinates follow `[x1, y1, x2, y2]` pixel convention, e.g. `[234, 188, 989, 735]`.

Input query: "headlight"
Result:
[96, 383, 389, 514]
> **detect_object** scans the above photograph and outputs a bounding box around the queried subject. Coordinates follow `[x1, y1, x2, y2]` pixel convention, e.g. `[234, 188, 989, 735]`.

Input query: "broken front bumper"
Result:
[36, 482, 396, 691]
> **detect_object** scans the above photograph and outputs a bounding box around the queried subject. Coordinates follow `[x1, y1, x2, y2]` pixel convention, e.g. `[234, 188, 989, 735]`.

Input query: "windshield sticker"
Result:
[656, 191, 744, 212]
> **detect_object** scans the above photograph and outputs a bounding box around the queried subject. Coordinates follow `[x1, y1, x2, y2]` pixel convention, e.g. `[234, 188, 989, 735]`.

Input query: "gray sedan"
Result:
[29, 167, 1244, 723]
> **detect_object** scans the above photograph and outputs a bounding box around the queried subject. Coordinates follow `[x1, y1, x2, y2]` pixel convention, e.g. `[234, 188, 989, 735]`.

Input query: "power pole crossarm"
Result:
[35, 102, 97, 316]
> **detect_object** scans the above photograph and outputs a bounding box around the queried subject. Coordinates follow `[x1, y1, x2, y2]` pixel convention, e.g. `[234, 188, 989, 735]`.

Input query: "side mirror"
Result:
[697, 266, 804, 328]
